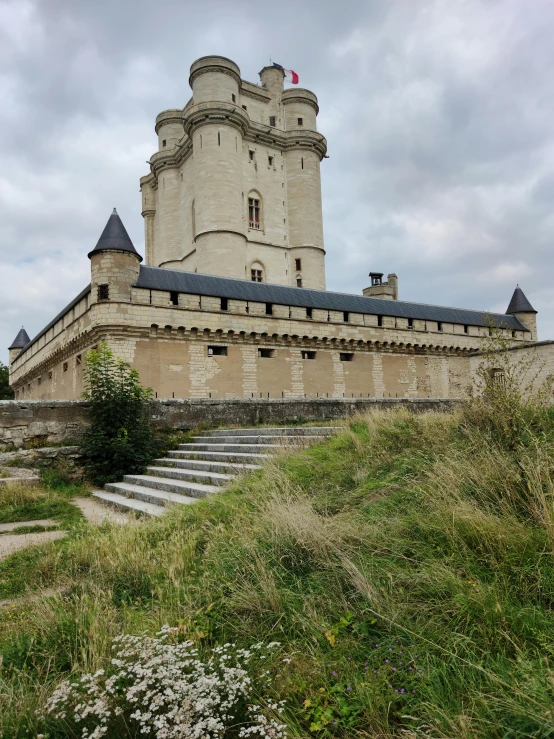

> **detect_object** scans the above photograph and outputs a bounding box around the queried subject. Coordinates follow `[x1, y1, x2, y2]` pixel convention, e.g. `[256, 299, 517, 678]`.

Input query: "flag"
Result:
[273, 62, 299, 84]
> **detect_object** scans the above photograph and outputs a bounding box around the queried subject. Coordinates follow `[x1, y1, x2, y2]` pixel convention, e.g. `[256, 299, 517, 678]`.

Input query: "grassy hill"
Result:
[1, 392, 554, 736]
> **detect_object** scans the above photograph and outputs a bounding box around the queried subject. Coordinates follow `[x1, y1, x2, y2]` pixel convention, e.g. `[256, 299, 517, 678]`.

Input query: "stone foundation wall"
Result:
[0, 397, 460, 450]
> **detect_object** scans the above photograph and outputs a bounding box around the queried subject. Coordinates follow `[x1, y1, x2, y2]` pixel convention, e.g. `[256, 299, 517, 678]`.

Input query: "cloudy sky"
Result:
[1, 0, 553, 363]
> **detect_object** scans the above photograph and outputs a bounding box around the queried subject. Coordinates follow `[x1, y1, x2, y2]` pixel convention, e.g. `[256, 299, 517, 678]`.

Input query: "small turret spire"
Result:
[87, 208, 142, 261]
[8, 326, 31, 350]
[506, 285, 537, 315]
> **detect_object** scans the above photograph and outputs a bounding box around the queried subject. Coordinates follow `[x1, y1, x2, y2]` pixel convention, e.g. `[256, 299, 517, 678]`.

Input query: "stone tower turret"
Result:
[88, 209, 142, 304]
[8, 327, 30, 366]
[506, 285, 538, 340]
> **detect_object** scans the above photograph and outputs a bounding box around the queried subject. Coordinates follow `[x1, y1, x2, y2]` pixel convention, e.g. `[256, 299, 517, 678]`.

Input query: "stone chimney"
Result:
[363, 273, 398, 301]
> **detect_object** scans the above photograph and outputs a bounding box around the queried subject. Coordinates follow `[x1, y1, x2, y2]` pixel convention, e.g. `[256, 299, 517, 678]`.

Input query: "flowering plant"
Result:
[43, 626, 286, 738]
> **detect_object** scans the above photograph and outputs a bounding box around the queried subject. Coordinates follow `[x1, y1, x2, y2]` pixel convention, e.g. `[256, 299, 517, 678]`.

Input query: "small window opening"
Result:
[170, 291, 179, 306]
[232, 93, 236, 102]
[490, 368, 505, 386]
[306, 307, 313, 319]
[377, 315, 383, 327]
[301, 157, 304, 169]
[269, 115, 275, 126]
[251, 269, 263, 282]
[464, 324, 468, 334]
[297, 277, 303, 287]
[242, 104, 247, 111]
[437, 321, 443, 332]
[208, 346, 228, 356]
[340, 353, 354, 362]
[407, 318, 413, 329]
[63, 362, 68, 372]
[248, 198, 260, 229]
[265, 303, 273, 315]
[343, 311, 349, 323]
[220, 297, 228, 311]
[512, 330, 517, 338]
[301, 350, 316, 360]
[48, 371, 53, 380]
[268, 155, 273, 166]
[218, 132, 221, 146]
[162, 139, 167, 147]
[249, 150, 255, 161]
[295, 258, 302, 271]
[298, 117, 303, 125]
[38, 376, 42, 386]
[76, 354, 82, 366]
[258, 348, 275, 358]
[98, 284, 109, 301]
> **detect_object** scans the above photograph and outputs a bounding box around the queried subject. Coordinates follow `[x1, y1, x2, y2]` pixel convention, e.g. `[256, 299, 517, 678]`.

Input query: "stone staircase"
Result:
[92, 426, 339, 516]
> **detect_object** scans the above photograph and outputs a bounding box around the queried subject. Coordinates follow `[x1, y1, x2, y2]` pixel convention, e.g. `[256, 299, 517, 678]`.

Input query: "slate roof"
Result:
[87, 209, 143, 261]
[135, 266, 529, 331]
[506, 286, 537, 314]
[9, 327, 31, 350]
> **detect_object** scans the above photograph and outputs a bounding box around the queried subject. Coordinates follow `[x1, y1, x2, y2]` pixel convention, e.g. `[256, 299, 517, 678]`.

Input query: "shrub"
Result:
[81, 342, 160, 486]
[0, 360, 14, 400]
[43, 627, 286, 738]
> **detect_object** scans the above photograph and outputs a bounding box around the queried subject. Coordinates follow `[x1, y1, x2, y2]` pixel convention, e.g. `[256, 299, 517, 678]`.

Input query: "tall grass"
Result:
[2, 373, 554, 736]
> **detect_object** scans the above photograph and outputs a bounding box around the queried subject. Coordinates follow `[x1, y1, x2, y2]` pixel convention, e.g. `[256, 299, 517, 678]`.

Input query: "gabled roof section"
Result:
[9, 327, 30, 350]
[87, 208, 143, 261]
[134, 266, 529, 331]
[506, 285, 537, 314]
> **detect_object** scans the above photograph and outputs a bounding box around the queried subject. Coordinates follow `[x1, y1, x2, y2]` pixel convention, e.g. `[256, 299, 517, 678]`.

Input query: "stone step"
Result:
[120, 474, 219, 499]
[167, 450, 270, 463]
[201, 427, 341, 437]
[92, 491, 165, 517]
[146, 465, 232, 486]
[178, 443, 281, 453]
[190, 435, 325, 445]
[104, 481, 201, 507]
[153, 457, 262, 473]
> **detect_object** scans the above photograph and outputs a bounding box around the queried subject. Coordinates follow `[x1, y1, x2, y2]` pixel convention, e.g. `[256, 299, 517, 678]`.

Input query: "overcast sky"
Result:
[1, 0, 553, 364]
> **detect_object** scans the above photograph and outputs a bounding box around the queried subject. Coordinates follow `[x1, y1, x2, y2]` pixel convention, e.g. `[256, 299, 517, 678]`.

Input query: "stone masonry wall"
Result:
[0, 398, 459, 450]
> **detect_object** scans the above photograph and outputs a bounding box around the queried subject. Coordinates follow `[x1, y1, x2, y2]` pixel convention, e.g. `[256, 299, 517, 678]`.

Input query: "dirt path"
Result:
[0, 530, 67, 560]
[73, 497, 133, 525]
[0, 519, 58, 533]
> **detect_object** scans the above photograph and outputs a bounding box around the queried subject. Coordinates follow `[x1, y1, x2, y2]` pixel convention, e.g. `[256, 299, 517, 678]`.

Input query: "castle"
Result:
[8, 56, 548, 401]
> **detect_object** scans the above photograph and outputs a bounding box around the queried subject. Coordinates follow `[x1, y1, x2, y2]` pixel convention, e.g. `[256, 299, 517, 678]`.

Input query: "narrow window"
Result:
[512, 330, 516, 338]
[249, 150, 255, 161]
[200, 135, 202, 148]
[343, 311, 349, 323]
[63, 362, 68, 372]
[407, 318, 413, 329]
[208, 346, 228, 356]
[162, 139, 167, 147]
[232, 93, 236, 102]
[437, 321, 443, 332]
[297, 277, 303, 287]
[269, 115, 276, 126]
[301, 350, 316, 360]
[340, 353, 354, 362]
[258, 348, 275, 358]
[242, 104, 247, 111]
[38, 376, 42, 385]
[265, 303, 273, 315]
[98, 284, 109, 301]
[377, 315, 383, 327]
[170, 291, 179, 306]
[268, 155, 273, 166]
[220, 297, 228, 311]
[295, 258, 302, 271]
[301, 157, 304, 169]
[48, 371, 53, 380]
[464, 324, 468, 334]
[306, 307, 313, 319]
[76, 354, 82, 365]
[251, 269, 263, 282]
[298, 117, 303, 125]
[248, 198, 260, 229]
[218, 132, 221, 146]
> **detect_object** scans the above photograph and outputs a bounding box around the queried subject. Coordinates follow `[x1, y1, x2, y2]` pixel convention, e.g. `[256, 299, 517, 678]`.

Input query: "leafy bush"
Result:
[81, 342, 160, 486]
[0, 361, 14, 400]
[43, 627, 286, 738]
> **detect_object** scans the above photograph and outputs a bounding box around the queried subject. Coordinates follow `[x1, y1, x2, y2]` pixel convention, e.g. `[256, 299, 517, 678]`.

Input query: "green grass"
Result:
[1, 405, 554, 737]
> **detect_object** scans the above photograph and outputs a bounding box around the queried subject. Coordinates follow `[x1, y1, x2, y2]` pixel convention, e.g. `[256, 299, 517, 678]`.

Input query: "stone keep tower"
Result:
[140, 56, 328, 289]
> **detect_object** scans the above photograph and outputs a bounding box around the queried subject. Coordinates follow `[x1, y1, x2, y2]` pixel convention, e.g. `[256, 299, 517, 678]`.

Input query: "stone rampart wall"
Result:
[0, 398, 459, 450]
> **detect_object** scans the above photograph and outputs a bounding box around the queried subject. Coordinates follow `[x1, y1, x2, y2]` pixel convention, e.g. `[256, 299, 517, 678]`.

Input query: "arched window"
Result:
[248, 191, 262, 230]
[250, 260, 264, 282]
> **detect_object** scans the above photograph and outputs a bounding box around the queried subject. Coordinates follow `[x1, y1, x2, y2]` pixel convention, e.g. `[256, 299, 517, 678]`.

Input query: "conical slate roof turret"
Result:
[506, 285, 537, 314]
[9, 327, 30, 350]
[87, 208, 142, 261]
